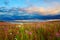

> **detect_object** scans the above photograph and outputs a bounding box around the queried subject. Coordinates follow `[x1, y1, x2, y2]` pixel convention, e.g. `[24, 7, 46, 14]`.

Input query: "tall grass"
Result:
[0, 22, 60, 40]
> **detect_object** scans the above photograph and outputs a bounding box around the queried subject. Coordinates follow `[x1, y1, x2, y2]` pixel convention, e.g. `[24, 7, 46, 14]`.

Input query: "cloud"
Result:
[24, 1, 60, 15]
[24, 6, 60, 15]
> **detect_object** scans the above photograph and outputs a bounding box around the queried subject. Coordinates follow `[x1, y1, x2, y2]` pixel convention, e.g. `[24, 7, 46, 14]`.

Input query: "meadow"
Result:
[0, 21, 60, 40]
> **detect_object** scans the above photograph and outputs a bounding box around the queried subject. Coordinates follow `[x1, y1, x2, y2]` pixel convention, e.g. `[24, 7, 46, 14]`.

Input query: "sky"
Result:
[0, 0, 60, 15]
[0, 0, 60, 7]
[0, 0, 60, 20]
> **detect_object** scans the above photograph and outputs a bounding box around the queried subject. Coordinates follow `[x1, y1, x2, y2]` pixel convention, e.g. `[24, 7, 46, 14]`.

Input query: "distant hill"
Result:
[0, 20, 60, 27]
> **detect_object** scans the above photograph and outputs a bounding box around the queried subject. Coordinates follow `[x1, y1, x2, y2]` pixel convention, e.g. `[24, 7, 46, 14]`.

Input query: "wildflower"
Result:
[15, 38, 17, 40]
[25, 30, 28, 33]
[56, 32, 60, 37]
[4, 28, 8, 31]
[25, 30, 32, 35]
[29, 32, 32, 35]
[10, 33, 12, 35]
[18, 25, 21, 27]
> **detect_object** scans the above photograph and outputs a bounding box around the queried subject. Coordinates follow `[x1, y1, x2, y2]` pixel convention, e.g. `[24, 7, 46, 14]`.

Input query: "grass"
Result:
[0, 21, 60, 40]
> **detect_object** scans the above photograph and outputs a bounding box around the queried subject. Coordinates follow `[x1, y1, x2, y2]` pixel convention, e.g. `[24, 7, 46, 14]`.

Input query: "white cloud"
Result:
[24, 6, 60, 15]
[23, 1, 60, 15]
